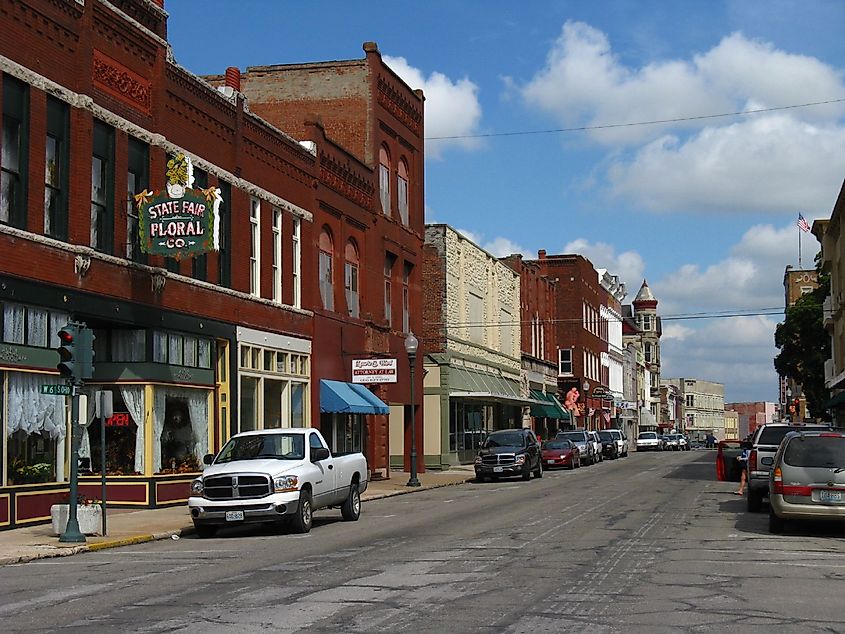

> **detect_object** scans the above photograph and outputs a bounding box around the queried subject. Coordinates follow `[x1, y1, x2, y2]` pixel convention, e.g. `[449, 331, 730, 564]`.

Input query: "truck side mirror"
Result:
[203, 453, 214, 465]
[311, 447, 330, 462]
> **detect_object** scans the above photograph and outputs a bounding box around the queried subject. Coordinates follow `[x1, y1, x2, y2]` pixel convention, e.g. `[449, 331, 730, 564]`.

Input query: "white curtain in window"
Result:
[3, 304, 25, 344]
[152, 386, 209, 472]
[153, 388, 166, 473]
[6, 373, 66, 440]
[112, 330, 144, 362]
[119, 385, 145, 474]
[49, 312, 70, 348]
[27, 308, 48, 347]
[79, 392, 96, 460]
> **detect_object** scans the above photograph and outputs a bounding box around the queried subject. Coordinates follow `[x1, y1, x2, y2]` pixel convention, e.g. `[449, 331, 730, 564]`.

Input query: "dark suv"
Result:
[474, 428, 542, 482]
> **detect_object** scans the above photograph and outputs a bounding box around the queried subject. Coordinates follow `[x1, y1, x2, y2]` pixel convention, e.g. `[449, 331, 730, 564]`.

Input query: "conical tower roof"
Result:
[633, 279, 658, 309]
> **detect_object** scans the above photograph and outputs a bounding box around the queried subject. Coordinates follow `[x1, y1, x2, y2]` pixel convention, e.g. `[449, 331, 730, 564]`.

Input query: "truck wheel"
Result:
[747, 489, 764, 513]
[291, 490, 313, 534]
[521, 464, 531, 481]
[193, 523, 217, 539]
[341, 483, 361, 521]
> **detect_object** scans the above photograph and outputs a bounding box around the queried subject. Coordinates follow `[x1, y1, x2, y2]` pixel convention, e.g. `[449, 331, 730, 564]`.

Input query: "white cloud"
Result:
[455, 227, 527, 258]
[561, 238, 646, 293]
[521, 23, 845, 146]
[608, 114, 845, 213]
[383, 55, 483, 159]
[519, 22, 845, 214]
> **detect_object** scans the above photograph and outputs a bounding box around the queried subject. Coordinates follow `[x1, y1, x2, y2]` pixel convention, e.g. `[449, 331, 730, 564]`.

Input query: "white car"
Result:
[188, 428, 368, 537]
[636, 431, 661, 452]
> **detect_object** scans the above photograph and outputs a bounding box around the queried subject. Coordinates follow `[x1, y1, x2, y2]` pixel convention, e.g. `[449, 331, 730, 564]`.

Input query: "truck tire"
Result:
[341, 483, 361, 521]
[291, 489, 313, 534]
[193, 523, 217, 539]
[747, 488, 764, 513]
[521, 464, 531, 480]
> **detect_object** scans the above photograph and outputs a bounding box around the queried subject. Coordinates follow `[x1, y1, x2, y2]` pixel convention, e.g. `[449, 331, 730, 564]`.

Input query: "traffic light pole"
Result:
[59, 381, 85, 543]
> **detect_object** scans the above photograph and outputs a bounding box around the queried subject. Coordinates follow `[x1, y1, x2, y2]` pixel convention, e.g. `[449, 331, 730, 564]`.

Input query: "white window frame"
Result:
[272, 208, 282, 303]
[345, 260, 359, 318]
[292, 218, 301, 308]
[397, 172, 409, 225]
[249, 198, 261, 297]
[558, 348, 572, 376]
[379, 163, 390, 216]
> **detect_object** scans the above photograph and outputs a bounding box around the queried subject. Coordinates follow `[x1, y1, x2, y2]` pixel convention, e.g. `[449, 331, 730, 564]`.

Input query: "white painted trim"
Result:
[0, 223, 313, 317]
[0, 54, 313, 223]
[236, 326, 311, 353]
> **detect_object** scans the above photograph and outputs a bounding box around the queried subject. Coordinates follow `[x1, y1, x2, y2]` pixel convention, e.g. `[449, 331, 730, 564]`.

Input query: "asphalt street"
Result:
[3, 450, 845, 633]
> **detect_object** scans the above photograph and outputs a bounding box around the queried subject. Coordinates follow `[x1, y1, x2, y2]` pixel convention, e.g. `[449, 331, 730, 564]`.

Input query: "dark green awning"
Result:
[824, 391, 845, 410]
[529, 390, 569, 419]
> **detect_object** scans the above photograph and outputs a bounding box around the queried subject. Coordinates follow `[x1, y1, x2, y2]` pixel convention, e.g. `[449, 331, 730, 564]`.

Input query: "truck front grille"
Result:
[203, 474, 272, 500]
[481, 454, 516, 466]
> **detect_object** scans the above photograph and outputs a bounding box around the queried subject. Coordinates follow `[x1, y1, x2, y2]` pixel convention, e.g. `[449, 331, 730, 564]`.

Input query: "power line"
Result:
[425, 98, 845, 141]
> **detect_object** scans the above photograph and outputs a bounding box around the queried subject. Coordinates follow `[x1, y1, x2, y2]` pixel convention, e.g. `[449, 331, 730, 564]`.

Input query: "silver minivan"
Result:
[768, 430, 845, 533]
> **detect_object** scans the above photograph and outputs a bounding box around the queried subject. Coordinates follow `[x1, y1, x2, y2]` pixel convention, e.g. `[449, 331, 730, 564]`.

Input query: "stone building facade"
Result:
[664, 378, 726, 441]
[421, 225, 527, 466]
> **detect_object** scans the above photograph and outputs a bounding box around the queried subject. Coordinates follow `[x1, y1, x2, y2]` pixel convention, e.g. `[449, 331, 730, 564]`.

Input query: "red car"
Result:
[541, 439, 581, 470]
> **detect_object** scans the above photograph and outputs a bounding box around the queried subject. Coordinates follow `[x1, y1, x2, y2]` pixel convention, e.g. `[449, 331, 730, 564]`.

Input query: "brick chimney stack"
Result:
[225, 67, 241, 92]
[538, 250, 546, 260]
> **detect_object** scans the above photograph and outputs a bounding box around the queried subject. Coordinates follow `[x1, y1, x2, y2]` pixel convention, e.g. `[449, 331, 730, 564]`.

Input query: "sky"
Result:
[166, 0, 845, 403]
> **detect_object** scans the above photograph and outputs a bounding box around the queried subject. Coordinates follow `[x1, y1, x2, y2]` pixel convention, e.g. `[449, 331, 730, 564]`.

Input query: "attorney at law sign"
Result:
[352, 359, 397, 384]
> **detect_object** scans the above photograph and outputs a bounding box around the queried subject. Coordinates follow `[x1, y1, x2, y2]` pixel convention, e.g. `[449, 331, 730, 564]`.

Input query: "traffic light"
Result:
[76, 327, 95, 380]
[56, 323, 80, 379]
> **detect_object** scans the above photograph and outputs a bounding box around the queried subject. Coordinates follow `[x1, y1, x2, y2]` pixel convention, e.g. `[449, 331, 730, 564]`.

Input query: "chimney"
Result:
[151, 0, 164, 6]
[538, 249, 546, 260]
[225, 66, 241, 92]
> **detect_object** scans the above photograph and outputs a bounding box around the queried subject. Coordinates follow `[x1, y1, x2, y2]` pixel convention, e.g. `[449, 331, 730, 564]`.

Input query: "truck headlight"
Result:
[273, 475, 299, 493]
[190, 479, 204, 496]
[514, 454, 526, 465]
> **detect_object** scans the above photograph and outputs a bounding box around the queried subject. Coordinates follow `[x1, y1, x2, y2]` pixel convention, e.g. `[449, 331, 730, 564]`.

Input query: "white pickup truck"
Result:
[188, 428, 368, 537]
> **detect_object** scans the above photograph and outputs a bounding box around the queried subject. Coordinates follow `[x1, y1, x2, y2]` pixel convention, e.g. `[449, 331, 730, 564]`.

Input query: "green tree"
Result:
[774, 257, 830, 420]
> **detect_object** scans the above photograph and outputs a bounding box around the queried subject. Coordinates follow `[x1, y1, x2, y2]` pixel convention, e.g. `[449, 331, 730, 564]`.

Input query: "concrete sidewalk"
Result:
[0, 469, 473, 566]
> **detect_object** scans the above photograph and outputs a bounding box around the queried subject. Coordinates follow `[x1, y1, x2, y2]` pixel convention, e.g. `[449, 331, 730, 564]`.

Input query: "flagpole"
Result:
[798, 221, 802, 268]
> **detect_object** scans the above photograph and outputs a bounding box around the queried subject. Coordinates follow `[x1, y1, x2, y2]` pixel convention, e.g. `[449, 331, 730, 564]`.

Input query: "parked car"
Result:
[475, 428, 542, 481]
[665, 434, 680, 451]
[557, 430, 596, 465]
[541, 439, 581, 469]
[587, 431, 604, 463]
[636, 431, 661, 452]
[769, 430, 845, 533]
[598, 430, 621, 459]
[188, 428, 368, 537]
[746, 422, 831, 512]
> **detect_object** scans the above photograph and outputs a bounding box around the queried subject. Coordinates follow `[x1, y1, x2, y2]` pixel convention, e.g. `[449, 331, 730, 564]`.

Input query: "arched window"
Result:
[397, 158, 409, 225]
[379, 145, 391, 216]
[344, 240, 359, 318]
[318, 228, 334, 311]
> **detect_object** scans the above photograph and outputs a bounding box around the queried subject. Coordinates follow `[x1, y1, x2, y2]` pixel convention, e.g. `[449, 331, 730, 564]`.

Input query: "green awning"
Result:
[529, 390, 570, 419]
[449, 367, 531, 404]
[824, 391, 845, 410]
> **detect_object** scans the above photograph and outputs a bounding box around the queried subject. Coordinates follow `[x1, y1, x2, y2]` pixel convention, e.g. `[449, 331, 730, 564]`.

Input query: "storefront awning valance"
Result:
[449, 367, 531, 405]
[529, 390, 569, 419]
[320, 380, 389, 415]
[824, 391, 845, 410]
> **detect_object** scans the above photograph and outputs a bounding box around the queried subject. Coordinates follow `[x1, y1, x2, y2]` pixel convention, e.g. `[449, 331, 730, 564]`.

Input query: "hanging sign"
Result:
[136, 153, 221, 258]
[352, 359, 398, 384]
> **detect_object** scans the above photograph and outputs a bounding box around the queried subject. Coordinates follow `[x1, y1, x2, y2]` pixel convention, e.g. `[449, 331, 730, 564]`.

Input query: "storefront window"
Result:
[291, 383, 305, 428]
[449, 400, 485, 452]
[87, 386, 143, 475]
[321, 413, 363, 455]
[264, 379, 283, 428]
[5, 373, 66, 484]
[153, 386, 208, 473]
[240, 376, 258, 432]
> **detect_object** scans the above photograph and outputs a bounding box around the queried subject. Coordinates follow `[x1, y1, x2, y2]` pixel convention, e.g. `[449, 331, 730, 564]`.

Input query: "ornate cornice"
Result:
[93, 49, 151, 114]
[377, 76, 422, 137]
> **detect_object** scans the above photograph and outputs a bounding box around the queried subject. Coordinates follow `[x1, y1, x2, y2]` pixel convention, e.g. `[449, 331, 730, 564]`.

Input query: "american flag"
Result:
[797, 213, 811, 233]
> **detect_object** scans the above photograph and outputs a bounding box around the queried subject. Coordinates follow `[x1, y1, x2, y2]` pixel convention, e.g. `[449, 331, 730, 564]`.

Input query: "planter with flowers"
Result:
[51, 494, 102, 536]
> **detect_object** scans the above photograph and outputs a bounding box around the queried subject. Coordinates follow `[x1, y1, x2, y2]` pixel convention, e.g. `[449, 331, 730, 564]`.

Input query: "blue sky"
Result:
[167, 1, 845, 404]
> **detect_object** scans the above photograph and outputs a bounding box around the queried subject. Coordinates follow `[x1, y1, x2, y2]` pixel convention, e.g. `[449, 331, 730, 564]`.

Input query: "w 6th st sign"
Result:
[352, 359, 397, 384]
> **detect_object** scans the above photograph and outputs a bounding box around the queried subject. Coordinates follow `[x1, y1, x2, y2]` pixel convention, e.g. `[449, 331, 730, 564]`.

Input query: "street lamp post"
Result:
[582, 380, 590, 430]
[786, 387, 793, 422]
[405, 332, 421, 487]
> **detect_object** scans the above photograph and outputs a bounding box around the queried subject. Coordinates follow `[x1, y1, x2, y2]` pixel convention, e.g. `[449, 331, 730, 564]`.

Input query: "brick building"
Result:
[215, 43, 426, 476]
[500, 254, 567, 440]
[778, 266, 820, 422]
[525, 252, 618, 431]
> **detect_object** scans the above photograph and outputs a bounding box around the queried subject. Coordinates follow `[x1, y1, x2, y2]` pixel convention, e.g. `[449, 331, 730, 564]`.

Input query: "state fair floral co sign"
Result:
[136, 153, 221, 258]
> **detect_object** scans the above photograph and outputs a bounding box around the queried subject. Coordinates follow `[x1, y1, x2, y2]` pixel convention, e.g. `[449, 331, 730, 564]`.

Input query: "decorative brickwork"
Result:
[93, 49, 152, 114]
[377, 76, 423, 137]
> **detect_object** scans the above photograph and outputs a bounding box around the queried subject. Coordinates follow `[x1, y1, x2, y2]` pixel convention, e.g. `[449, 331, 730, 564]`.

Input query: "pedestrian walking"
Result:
[736, 447, 749, 495]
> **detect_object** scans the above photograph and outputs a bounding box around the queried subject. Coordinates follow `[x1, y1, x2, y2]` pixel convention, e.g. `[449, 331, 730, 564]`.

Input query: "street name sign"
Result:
[41, 384, 72, 396]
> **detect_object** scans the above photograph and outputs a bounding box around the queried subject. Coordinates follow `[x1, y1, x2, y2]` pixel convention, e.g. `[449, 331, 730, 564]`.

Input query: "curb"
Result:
[3, 477, 474, 564]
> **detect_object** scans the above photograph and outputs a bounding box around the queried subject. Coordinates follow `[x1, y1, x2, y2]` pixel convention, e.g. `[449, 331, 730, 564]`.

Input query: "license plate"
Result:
[547, 460, 556, 465]
[493, 466, 503, 473]
[819, 490, 842, 502]
[225, 510, 244, 521]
